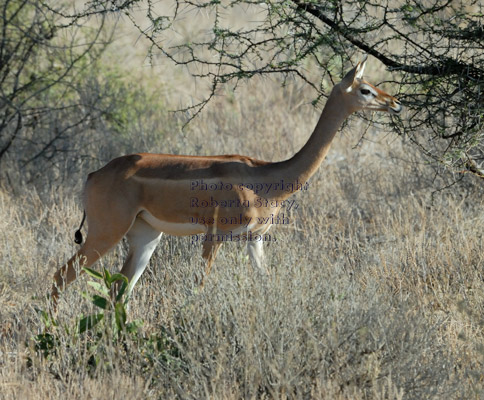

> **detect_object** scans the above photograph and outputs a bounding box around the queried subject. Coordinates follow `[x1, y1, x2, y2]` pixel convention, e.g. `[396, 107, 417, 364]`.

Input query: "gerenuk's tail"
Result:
[74, 211, 86, 244]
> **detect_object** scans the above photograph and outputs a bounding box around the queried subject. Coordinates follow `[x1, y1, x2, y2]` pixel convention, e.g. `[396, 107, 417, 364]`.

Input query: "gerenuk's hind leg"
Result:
[52, 239, 109, 303]
[51, 210, 136, 308]
[115, 217, 162, 297]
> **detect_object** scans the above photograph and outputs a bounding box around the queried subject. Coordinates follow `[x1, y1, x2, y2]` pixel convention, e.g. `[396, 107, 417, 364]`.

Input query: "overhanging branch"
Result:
[290, 0, 483, 81]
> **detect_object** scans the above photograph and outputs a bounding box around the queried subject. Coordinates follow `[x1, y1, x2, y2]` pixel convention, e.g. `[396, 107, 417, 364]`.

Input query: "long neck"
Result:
[268, 87, 350, 197]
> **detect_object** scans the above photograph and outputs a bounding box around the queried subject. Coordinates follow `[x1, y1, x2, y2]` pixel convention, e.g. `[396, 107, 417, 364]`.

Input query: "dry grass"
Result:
[1, 13, 484, 400]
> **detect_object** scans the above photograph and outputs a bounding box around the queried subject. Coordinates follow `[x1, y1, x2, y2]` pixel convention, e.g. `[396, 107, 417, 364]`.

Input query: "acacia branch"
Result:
[289, 0, 483, 81]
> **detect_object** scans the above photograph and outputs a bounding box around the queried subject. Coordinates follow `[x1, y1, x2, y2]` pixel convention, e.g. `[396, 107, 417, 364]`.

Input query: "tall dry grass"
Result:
[1, 12, 484, 400]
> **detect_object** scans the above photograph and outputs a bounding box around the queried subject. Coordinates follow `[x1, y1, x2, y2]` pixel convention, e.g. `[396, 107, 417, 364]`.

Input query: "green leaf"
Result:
[79, 313, 104, 334]
[115, 302, 127, 332]
[115, 281, 128, 303]
[34, 333, 58, 355]
[110, 273, 129, 285]
[83, 267, 103, 280]
[103, 268, 112, 288]
[92, 295, 110, 310]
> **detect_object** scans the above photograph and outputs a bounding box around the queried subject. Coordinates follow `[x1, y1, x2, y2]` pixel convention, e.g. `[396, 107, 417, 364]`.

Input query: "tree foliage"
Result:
[0, 0, 119, 186]
[40, 0, 484, 181]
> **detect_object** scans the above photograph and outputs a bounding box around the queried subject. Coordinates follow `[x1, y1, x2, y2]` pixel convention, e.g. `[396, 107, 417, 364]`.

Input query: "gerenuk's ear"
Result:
[340, 55, 368, 91]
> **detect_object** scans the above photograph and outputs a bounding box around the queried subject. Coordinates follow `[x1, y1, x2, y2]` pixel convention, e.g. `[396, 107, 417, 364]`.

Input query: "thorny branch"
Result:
[0, 0, 113, 185]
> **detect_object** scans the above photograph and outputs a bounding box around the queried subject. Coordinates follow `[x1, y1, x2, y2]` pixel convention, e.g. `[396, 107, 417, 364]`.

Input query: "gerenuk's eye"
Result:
[360, 88, 371, 95]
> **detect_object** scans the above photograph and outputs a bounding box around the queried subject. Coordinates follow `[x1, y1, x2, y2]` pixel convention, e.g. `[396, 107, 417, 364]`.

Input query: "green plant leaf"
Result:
[103, 268, 112, 288]
[83, 267, 103, 280]
[110, 273, 129, 285]
[33, 333, 58, 356]
[79, 313, 104, 334]
[115, 281, 128, 303]
[92, 295, 110, 310]
[115, 302, 127, 332]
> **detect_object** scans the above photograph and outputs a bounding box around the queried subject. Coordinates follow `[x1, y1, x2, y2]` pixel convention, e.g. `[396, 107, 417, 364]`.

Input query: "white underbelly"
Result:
[138, 210, 269, 237]
[138, 210, 207, 236]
